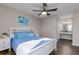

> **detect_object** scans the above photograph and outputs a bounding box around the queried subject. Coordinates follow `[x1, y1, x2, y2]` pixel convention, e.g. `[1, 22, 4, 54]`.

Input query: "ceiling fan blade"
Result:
[47, 13, 50, 16]
[38, 13, 41, 15]
[47, 8, 57, 12]
[33, 10, 42, 12]
[43, 3, 47, 11]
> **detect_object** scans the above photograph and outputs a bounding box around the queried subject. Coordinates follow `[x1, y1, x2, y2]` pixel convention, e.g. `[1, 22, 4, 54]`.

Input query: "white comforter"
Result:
[16, 38, 54, 55]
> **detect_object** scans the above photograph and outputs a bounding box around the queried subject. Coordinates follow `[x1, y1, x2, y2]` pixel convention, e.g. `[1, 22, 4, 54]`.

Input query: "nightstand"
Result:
[0, 37, 11, 52]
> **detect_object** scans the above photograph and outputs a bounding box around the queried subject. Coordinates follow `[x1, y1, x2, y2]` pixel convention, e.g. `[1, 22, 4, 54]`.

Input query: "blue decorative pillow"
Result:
[14, 31, 35, 39]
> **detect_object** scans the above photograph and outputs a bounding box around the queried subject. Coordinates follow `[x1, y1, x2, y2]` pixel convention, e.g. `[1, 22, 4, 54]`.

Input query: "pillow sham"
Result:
[13, 31, 35, 39]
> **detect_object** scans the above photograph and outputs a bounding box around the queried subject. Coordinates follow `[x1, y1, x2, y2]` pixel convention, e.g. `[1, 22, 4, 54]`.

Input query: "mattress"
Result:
[16, 38, 53, 55]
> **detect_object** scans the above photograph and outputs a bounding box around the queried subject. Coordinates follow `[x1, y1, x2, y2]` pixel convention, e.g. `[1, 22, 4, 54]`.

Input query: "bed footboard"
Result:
[28, 39, 57, 55]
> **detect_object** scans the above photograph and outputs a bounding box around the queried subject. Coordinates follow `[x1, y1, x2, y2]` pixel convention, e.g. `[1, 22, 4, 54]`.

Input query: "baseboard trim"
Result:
[60, 38, 72, 40]
[72, 44, 79, 47]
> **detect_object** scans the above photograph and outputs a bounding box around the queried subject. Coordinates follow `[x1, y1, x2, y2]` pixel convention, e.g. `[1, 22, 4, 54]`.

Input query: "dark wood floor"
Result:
[50, 39, 79, 55]
[0, 39, 79, 55]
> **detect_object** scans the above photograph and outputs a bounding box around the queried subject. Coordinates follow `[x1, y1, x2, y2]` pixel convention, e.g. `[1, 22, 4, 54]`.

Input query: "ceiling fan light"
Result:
[41, 11, 47, 15]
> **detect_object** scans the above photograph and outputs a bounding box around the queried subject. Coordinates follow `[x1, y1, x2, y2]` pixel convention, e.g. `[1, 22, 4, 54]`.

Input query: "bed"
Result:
[10, 28, 57, 55]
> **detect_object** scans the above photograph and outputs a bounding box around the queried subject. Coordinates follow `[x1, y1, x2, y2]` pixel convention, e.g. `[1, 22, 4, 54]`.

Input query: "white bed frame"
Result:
[10, 28, 57, 55]
[10, 28, 33, 37]
[28, 39, 57, 55]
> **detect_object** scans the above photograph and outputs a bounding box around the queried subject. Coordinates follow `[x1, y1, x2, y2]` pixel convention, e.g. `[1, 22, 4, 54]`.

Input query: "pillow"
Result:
[13, 31, 35, 39]
[32, 32, 39, 37]
[35, 34, 39, 37]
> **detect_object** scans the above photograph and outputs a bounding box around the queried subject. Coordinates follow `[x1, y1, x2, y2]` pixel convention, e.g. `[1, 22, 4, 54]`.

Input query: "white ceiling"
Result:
[1, 3, 79, 18]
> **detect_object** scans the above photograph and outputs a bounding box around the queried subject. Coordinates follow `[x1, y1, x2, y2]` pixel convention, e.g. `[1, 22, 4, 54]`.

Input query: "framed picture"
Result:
[18, 16, 29, 27]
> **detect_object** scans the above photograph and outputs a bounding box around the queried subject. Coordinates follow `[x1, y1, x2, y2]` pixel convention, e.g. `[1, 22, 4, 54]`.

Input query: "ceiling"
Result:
[1, 3, 79, 18]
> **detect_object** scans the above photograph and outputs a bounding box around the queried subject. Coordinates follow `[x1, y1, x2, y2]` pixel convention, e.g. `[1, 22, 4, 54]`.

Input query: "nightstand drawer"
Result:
[2, 46, 7, 50]
[2, 40, 10, 44]
[2, 41, 10, 47]
[0, 40, 3, 44]
[2, 39, 10, 44]
[0, 42, 2, 46]
[0, 45, 6, 51]
[0, 44, 10, 51]
[2, 43, 10, 47]
[2, 45, 10, 50]
[2, 38, 10, 42]
[0, 46, 3, 51]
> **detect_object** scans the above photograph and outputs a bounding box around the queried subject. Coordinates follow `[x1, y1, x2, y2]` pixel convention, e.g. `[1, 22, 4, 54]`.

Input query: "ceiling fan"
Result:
[33, 3, 58, 16]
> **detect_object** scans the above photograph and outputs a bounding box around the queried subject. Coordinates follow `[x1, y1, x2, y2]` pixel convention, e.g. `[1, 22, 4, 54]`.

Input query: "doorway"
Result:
[58, 15, 72, 40]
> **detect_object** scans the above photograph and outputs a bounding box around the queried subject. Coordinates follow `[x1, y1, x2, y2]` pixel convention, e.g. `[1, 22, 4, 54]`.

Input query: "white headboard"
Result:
[10, 28, 33, 37]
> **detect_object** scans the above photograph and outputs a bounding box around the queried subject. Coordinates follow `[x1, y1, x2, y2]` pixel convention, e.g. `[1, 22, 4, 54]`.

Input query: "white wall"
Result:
[72, 10, 79, 46]
[40, 16, 58, 39]
[0, 5, 41, 34]
[0, 5, 59, 39]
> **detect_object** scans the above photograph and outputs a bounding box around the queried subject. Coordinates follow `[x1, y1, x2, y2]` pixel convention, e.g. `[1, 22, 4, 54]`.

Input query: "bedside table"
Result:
[0, 37, 11, 52]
